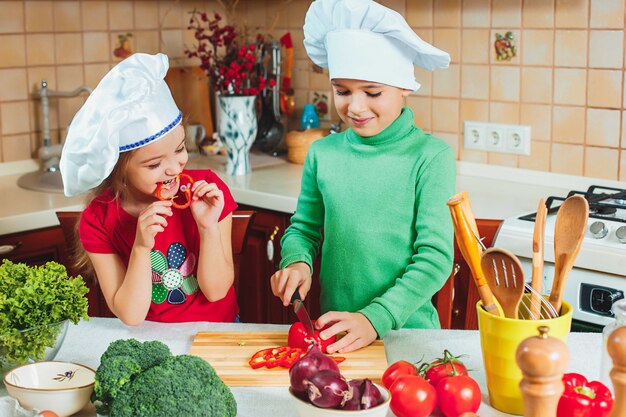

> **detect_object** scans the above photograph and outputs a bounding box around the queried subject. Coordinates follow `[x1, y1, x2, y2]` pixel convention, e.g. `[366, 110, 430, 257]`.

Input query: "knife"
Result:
[290, 289, 316, 337]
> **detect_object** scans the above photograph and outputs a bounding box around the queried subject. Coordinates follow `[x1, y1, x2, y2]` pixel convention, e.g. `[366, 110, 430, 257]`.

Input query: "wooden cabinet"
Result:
[0, 226, 66, 266]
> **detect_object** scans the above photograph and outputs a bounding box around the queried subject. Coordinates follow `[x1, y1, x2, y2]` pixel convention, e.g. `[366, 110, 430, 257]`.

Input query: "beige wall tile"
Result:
[109, 1, 134, 31]
[490, 30, 521, 65]
[488, 152, 518, 167]
[555, 0, 588, 28]
[239, 0, 268, 31]
[161, 30, 184, 59]
[492, 0, 521, 27]
[587, 70, 621, 109]
[407, 0, 433, 27]
[0, 35, 26, 68]
[406, 96, 432, 131]
[432, 98, 459, 132]
[58, 96, 85, 128]
[135, 30, 160, 55]
[415, 28, 433, 44]
[519, 140, 550, 171]
[83, 32, 109, 63]
[461, 29, 489, 64]
[622, 111, 626, 148]
[521, 67, 552, 104]
[523, 0, 554, 28]
[551, 142, 583, 175]
[490, 66, 520, 102]
[434, 132, 459, 158]
[521, 30, 553, 66]
[620, 151, 626, 182]
[290, 29, 306, 61]
[26, 33, 55, 66]
[25, 1, 53, 32]
[27, 65, 55, 92]
[584, 146, 619, 180]
[554, 68, 586, 106]
[586, 108, 620, 147]
[462, 0, 490, 28]
[309, 71, 330, 91]
[434, 28, 460, 63]
[490, 102, 519, 123]
[55, 33, 83, 64]
[461, 65, 489, 99]
[81, 1, 107, 31]
[0, 1, 25, 33]
[2, 134, 32, 162]
[521, 103, 551, 141]
[590, 0, 624, 29]
[53, 1, 81, 32]
[433, 64, 459, 97]
[553, 106, 585, 143]
[292, 59, 311, 90]
[56, 65, 83, 91]
[286, 0, 311, 29]
[134, 1, 159, 30]
[414, 67, 433, 96]
[589, 31, 623, 69]
[434, 0, 461, 27]
[0, 68, 28, 101]
[264, 1, 288, 29]
[84, 63, 109, 88]
[459, 147, 488, 162]
[1, 102, 30, 135]
[554, 30, 588, 67]
[159, 1, 184, 29]
[460, 99, 489, 123]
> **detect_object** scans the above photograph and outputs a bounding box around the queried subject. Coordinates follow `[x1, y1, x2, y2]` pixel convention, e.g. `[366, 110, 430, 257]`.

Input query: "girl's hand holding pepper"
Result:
[189, 180, 225, 230]
[315, 311, 378, 354]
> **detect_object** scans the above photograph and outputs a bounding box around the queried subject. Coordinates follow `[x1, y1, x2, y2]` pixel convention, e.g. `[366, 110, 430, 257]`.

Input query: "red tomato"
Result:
[382, 360, 418, 389]
[436, 375, 482, 417]
[425, 358, 468, 387]
[389, 375, 437, 417]
[288, 321, 336, 353]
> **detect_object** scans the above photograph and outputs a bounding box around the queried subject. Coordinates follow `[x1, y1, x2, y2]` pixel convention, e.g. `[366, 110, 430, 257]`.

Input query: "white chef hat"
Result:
[60, 53, 182, 197]
[303, 0, 450, 91]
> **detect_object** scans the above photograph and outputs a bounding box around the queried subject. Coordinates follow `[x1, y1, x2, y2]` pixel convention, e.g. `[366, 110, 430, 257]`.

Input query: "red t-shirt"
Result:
[79, 169, 239, 323]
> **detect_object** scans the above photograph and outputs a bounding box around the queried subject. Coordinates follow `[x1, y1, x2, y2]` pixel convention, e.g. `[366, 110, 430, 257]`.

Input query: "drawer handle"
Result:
[452, 262, 461, 276]
[0, 242, 22, 255]
[266, 226, 280, 262]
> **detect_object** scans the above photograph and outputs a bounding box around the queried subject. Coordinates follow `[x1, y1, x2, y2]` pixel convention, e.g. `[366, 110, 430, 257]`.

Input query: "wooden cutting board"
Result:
[164, 66, 214, 138]
[188, 331, 387, 386]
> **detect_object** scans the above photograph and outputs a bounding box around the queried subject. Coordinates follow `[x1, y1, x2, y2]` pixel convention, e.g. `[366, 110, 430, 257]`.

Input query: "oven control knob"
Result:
[616, 226, 626, 244]
[590, 221, 608, 239]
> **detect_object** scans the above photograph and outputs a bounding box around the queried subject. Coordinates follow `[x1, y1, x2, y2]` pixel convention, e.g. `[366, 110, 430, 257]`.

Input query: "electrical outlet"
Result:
[485, 124, 506, 152]
[505, 125, 531, 155]
[463, 121, 531, 155]
[463, 121, 486, 150]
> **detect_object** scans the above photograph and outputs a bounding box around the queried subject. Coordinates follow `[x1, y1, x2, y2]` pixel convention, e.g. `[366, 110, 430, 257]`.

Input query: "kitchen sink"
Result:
[17, 170, 64, 193]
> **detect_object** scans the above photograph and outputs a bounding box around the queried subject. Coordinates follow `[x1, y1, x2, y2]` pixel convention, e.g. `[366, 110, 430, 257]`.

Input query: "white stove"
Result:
[494, 185, 626, 329]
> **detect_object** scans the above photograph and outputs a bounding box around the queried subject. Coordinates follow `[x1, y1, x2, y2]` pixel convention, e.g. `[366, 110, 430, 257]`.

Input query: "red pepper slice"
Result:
[331, 356, 346, 364]
[279, 347, 305, 368]
[154, 173, 194, 209]
[557, 373, 613, 417]
[248, 347, 274, 369]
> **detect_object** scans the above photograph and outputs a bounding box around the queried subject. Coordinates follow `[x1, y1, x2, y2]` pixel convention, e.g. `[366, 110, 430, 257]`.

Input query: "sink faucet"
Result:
[33, 80, 93, 172]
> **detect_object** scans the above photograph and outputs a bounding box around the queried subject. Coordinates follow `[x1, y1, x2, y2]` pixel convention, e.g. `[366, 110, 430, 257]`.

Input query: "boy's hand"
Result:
[134, 200, 172, 250]
[315, 311, 378, 354]
[189, 180, 224, 229]
[270, 262, 312, 306]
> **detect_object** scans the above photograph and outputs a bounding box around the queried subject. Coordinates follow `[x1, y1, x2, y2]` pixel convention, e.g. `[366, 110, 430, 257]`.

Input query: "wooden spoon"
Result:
[530, 199, 547, 319]
[481, 247, 525, 319]
[549, 195, 589, 314]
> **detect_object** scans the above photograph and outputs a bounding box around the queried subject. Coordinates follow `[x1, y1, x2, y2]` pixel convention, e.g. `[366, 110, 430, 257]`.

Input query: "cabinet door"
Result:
[0, 227, 66, 266]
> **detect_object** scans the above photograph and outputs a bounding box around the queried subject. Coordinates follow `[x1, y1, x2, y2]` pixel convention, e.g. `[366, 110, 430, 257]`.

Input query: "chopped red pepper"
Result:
[248, 347, 274, 369]
[331, 356, 346, 364]
[557, 373, 613, 417]
[154, 173, 194, 209]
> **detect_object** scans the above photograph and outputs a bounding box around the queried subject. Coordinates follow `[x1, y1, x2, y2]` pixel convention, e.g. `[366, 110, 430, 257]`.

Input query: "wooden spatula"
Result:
[549, 195, 589, 314]
[530, 199, 547, 319]
[481, 247, 525, 319]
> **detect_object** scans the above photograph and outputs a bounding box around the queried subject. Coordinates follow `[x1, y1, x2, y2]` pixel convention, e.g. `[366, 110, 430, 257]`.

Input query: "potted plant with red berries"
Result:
[185, 10, 275, 175]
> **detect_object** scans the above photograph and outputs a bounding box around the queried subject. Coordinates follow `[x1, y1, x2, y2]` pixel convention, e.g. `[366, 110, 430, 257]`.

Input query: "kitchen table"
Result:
[0, 318, 603, 417]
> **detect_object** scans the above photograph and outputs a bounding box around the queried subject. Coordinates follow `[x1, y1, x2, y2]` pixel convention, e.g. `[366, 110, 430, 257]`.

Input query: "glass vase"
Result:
[217, 95, 258, 176]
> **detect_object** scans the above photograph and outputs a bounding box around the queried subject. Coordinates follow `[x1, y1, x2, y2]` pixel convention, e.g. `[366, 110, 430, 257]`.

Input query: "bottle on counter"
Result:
[601, 298, 626, 389]
[300, 103, 320, 130]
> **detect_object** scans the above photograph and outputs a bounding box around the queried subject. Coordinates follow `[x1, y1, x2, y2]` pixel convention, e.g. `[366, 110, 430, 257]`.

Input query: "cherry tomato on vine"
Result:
[389, 375, 437, 417]
[382, 360, 418, 389]
[435, 374, 482, 417]
[422, 350, 468, 387]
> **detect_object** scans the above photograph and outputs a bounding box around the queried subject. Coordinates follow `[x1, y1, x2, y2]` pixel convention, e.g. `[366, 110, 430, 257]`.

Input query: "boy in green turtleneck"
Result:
[270, 0, 456, 354]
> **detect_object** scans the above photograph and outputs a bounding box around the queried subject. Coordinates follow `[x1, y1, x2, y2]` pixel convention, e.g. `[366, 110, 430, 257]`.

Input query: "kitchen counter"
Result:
[0, 318, 604, 416]
[2, 153, 625, 235]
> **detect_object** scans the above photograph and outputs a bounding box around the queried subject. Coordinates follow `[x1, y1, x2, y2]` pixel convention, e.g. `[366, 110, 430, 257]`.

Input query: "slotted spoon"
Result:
[481, 247, 526, 319]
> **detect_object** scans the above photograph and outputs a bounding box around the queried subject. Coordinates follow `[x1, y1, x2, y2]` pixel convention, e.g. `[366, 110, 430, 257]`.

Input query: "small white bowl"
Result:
[289, 383, 391, 417]
[3, 360, 95, 417]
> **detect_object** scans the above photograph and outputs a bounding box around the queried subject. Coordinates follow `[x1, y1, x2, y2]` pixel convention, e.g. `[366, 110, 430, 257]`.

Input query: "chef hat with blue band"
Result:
[303, 0, 450, 91]
[60, 53, 182, 197]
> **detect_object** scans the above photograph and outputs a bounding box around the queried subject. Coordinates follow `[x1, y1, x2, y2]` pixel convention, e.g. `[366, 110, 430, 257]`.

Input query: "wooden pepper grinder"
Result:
[608, 326, 626, 417]
[516, 325, 569, 417]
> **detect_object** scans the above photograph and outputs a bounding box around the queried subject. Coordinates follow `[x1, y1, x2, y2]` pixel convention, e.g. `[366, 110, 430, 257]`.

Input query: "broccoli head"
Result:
[109, 355, 237, 417]
[100, 338, 171, 371]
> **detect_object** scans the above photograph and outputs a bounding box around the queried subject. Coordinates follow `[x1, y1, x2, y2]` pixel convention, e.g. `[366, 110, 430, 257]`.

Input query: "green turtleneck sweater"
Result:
[279, 107, 455, 338]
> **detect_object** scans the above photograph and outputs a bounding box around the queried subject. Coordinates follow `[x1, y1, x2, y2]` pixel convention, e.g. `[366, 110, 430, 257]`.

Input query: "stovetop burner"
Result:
[519, 185, 626, 223]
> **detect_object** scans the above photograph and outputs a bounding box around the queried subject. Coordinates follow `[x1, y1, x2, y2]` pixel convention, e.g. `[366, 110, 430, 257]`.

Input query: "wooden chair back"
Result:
[55, 210, 255, 318]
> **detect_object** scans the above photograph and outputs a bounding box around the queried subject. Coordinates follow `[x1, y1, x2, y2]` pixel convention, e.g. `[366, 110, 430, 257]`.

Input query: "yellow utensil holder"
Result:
[477, 298, 572, 415]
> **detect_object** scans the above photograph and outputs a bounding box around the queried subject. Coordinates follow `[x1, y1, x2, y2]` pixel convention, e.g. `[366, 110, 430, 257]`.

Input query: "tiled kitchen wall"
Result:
[1, 0, 625, 181]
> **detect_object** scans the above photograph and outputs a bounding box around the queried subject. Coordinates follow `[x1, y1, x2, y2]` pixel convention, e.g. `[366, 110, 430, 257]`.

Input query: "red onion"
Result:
[305, 369, 353, 408]
[289, 344, 339, 393]
[342, 379, 365, 410]
[361, 379, 383, 409]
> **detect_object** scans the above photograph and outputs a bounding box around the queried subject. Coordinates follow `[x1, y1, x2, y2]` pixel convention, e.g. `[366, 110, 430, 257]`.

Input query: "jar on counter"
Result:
[300, 103, 320, 130]
[600, 298, 626, 389]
